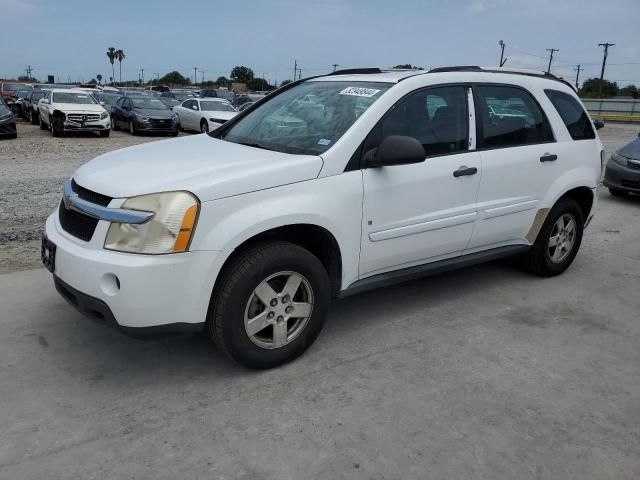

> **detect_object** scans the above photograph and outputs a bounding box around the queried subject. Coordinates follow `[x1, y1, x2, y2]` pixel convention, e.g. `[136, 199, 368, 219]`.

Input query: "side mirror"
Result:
[366, 135, 426, 168]
[192, 105, 198, 110]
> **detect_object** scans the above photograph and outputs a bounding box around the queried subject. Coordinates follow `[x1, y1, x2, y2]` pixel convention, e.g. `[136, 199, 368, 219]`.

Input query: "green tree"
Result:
[115, 49, 125, 84]
[280, 79, 293, 87]
[96, 74, 103, 85]
[618, 84, 639, 99]
[88, 78, 97, 84]
[578, 78, 619, 98]
[230, 66, 254, 83]
[106, 47, 116, 84]
[216, 76, 229, 87]
[246, 78, 271, 91]
[393, 64, 423, 70]
[159, 71, 191, 86]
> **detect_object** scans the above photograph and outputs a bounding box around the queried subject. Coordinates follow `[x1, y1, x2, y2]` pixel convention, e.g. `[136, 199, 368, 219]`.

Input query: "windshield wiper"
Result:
[235, 141, 275, 151]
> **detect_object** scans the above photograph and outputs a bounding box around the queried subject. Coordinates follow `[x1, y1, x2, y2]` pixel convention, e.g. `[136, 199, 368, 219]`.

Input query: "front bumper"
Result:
[134, 118, 178, 133]
[0, 119, 17, 137]
[603, 159, 640, 193]
[63, 117, 110, 132]
[44, 211, 221, 332]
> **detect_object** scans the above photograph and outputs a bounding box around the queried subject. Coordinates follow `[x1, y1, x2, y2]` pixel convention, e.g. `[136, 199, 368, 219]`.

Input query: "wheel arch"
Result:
[212, 223, 344, 299]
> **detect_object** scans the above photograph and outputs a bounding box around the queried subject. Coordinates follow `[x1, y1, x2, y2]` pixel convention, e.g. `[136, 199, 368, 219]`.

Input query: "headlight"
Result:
[104, 191, 199, 254]
[610, 152, 628, 167]
[100, 111, 109, 120]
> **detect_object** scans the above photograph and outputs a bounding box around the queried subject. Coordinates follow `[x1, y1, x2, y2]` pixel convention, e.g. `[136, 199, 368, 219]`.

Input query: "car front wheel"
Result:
[208, 241, 330, 369]
[522, 197, 584, 276]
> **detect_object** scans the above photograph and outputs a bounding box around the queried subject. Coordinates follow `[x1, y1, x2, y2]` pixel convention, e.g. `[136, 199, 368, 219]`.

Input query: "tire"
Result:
[100, 129, 110, 138]
[522, 197, 584, 277]
[208, 241, 330, 369]
[39, 115, 47, 130]
[200, 120, 209, 133]
[609, 187, 628, 197]
[51, 116, 63, 137]
[30, 109, 39, 125]
[128, 120, 137, 136]
[111, 117, 119, 131]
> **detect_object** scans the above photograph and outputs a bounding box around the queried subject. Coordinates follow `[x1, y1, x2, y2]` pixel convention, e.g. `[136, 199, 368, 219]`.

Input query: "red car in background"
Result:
[1, 82, 31, 102]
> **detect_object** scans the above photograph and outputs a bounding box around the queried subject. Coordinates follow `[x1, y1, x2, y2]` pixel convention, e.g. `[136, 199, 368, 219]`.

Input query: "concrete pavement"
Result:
[1, 192, 639, 480]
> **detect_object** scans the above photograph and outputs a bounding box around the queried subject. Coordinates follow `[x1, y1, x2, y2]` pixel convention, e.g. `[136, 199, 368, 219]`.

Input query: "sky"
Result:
[1, 0, 639, 87]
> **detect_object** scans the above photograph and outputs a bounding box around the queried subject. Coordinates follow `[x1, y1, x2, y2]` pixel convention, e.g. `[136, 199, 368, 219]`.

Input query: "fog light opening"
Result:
[100, 273, 121, 297]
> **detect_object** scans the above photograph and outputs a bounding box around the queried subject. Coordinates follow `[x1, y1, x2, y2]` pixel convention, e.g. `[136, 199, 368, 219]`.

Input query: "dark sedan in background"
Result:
[0, 97, 17, 139]
[111, 96, 179, 136]
[604, 133, 640, 196]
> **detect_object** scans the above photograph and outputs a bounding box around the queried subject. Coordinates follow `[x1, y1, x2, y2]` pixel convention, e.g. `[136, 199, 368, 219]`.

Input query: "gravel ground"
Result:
[0, 119, 188, 273]
[0, 119, 638, 274]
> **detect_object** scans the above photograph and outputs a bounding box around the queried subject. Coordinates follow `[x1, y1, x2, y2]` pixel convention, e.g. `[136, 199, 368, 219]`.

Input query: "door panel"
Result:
[468, 84, 559, 250]
[359, 85, 480, 277]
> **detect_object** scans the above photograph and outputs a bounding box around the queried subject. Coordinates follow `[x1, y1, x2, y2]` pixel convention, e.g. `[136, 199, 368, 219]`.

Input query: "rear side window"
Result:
[475, 85, 554, 149]
[545, 89, 595, 140]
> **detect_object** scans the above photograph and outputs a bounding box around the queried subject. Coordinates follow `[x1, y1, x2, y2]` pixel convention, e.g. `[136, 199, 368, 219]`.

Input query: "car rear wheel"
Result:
[39, 115, 47, 130]
[522, 197, 584, 277]
[208, 241, 330, 369]
[200, 120, 209, 133]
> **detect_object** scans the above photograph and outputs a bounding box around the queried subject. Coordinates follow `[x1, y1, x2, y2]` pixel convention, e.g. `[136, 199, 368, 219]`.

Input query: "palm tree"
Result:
[96, 74, 102, 85]
[106, 47, 116, 85]
[115, 49, 125, 84]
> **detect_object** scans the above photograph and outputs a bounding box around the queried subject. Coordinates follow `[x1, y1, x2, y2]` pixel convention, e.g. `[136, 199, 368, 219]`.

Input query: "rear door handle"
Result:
[540, 153, 558, 162]
[453, 166, 478, 177]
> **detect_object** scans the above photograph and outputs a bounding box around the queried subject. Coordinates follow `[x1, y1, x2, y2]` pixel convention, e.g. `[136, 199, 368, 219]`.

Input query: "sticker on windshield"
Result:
[317, 138, 332, 146]
[339, 87, 381, 97]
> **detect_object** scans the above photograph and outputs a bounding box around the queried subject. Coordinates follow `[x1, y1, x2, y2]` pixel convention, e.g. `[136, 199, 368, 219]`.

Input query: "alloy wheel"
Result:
[244, 271, 314, 349]
[548, 213, 576, 263]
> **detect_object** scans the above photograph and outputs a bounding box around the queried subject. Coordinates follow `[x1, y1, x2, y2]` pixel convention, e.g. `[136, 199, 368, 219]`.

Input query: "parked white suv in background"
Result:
[43, 66, 602, 368]
[38, 89, 110, 137]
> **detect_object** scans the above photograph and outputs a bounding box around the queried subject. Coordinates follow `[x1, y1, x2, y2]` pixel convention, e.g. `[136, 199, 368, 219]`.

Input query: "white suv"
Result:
[38, 89, 110, 137]
[43, 67, 603, 368]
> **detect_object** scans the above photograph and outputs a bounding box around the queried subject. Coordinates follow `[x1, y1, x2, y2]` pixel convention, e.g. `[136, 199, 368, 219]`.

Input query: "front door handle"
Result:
[453, 166, 478, 177]
[540, 153, 558, 162]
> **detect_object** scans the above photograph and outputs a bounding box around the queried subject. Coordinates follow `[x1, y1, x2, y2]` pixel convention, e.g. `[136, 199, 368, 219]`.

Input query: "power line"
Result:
[546, 48, 559, 73]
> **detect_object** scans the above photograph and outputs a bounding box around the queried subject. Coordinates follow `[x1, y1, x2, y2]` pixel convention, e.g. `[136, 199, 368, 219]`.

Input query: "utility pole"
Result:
[597, 42, 615, 98]
[194, 67, 198, 85]
[293, 60, 297, 82]
[498, 40, 507, 67]
[332, 63, 339, 72]
[298, 68, 302, 80]
[25, 64, 33, 80]
[574, 64, 584, 90]
[546, 48, 559, 73]
[200, 71, 205, 84]
[140, 68, 144, 85]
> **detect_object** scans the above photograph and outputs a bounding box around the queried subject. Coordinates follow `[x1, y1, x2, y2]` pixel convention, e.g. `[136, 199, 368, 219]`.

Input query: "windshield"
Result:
[97, 95, 118, 106]
[52, 92, 97, 104]
[3, 83, 25, 92]
[173, 92, 194, 101]
[201, 101, 235, 112]
[131, 97, 169, 110]
[222, 81, 391, 155]
[32, 91, 46, 101]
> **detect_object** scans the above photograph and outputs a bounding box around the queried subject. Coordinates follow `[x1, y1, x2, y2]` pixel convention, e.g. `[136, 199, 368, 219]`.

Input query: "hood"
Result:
[133, 107, 173, 119]
[617, 137, 640, 161]
[55, 103, 106, 113]
[73, 134, 323, 201]
[206, 111, 237, 121]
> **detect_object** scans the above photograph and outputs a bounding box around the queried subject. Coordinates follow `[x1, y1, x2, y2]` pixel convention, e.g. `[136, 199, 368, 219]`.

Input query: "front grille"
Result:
[67, 113, 100, 122]
[58, 200, 98, 241]
[71, 179, 112, 206]
[150, 119, 172, 128]
[621, 179, 640, 189]
[58, 180, 112, 241]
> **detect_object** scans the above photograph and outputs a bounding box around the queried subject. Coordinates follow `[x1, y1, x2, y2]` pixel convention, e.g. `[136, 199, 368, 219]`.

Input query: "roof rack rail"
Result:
[427, 66, 577, 92]
[328, 68, 382, 76]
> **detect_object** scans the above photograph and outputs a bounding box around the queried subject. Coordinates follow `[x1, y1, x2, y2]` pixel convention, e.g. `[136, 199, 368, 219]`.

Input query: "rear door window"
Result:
[544, 89, 595, 140]
[475, 85, 554, 149]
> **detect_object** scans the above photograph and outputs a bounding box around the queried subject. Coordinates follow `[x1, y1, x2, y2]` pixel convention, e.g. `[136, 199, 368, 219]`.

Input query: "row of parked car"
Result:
[1, 82, 269, 139]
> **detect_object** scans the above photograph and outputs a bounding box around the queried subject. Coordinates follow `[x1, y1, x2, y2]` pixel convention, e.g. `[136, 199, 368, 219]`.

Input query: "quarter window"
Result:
[379, 86, 469, 156]
[475, 85, 554, 148]
[544, 89, 595, 140]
